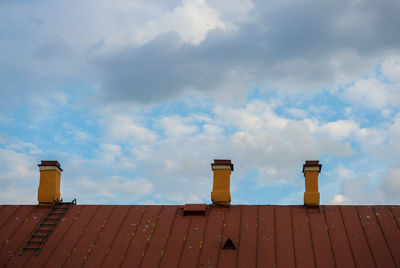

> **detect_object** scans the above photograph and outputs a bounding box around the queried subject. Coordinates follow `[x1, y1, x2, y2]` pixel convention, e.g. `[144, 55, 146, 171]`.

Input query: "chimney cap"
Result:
[38, 160, 63, 171]
[302, 160, 321, 173]
[211, 159, 234, 171]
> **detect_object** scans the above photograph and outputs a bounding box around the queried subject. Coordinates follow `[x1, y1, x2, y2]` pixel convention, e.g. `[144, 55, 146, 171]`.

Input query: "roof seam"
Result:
[273, 206, 277, 268]
[356, 206, 378, 268]
[339, 206, 357, 267]
[235, 206, 243, 268]
[99, 205, 132, 268]
[389, 206, 400, 230]
[41, 206, 83, 268]
[177, 215, 192, 266]
[120, 205, 148, 267]
[215, 208, 227, 267]
[61, 205, 100, 267]
[195, 204, 211, 268]
[306, 208, 318, 268]
[290, 206, 297, 268]
[322, 206, 338, 268]
[156, 206, 178, 268]
[372, 206, 397, 266]
[255, 205, 259, 267]
[138, 205, 164, 268]
[83, 205, 117, 267]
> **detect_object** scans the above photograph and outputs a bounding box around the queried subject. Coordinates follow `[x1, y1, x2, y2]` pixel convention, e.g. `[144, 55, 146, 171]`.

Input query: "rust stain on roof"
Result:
[1, 204, 399, 267]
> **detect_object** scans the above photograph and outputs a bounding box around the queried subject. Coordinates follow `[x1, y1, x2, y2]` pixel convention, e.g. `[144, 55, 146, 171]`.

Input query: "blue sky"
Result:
[1, 0, 400, 205]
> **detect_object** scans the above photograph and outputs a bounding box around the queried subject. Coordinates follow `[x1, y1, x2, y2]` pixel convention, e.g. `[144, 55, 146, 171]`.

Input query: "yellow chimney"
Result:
[211, 159, 233, 205]
[303, 160, 322, 206]
[37, 160, 62, 205]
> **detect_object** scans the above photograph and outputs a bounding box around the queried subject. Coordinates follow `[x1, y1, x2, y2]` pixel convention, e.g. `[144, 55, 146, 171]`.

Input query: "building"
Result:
[0, 160, 399, 267]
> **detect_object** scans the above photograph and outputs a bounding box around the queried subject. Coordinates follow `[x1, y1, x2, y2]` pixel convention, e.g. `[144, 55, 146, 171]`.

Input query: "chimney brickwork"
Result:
[303, 160, 322, 206]
[37, 160, 62, 205]
[211, 159, 234, 205]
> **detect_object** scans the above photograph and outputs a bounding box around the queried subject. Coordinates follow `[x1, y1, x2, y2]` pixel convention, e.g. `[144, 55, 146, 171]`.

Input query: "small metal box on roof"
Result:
[183, 203, 207, 216]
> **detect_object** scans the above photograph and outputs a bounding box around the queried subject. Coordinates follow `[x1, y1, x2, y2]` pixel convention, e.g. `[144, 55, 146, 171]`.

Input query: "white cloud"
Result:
[101, 113, 157, 143]
[381, 55, 400, 83]
[381, 109, 393, 118]
[380, 168, 400, 202]
[2, 0, 400, 207]
[0, 149, 37, 204]
[138, 0, 225, 45]
[65, 175, 153, 204]
[95, 100, 353, 200]
[318, 120, 359, 140]
[159, 115, 198, 136]
[329, 194, 348, 204]
[214, 100, 288, 131]
[73, 130, 92, 141]
[355, 127, 387, 147]
[382, 113, 400, 161]
[329, 167, 400, 205]
[342, 56, 400, 109]
[99, 143, 122, 161]
[63, 122, 92, 142]
[257, 167, 286, 185]
[4, 140, 42, 155]
[329, 175, 380, 205]
[287, 108, 308, 118]
[206, 0, 254, 27]
[351, 112, 400, 161]
[335, 165, 355, 180]
[1, 92, 398, 204]
[343, 78, 390, 109]
[0, 149, 36, 182]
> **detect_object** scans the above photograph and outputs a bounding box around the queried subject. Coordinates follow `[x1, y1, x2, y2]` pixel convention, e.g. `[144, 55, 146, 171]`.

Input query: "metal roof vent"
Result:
[223, 238, 236, 250]
[183, 204, 207, 216]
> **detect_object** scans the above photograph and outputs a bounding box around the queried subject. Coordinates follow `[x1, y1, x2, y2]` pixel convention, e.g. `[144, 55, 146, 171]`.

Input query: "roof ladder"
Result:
[18, 199, 76, 256]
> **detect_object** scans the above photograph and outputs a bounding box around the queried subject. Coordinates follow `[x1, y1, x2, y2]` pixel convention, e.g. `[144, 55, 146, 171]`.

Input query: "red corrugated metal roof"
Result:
[0, 204, 399, 267]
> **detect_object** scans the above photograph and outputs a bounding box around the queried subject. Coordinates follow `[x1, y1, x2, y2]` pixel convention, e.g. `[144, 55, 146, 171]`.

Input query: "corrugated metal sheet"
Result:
[0, 205, 399, 267]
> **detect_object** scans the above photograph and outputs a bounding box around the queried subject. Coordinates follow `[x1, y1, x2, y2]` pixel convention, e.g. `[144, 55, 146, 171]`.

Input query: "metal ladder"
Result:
[19, 199, 76, 256]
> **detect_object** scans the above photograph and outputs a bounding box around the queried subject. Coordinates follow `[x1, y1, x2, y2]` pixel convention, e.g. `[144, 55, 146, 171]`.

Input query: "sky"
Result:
[1, 0, 400, 205]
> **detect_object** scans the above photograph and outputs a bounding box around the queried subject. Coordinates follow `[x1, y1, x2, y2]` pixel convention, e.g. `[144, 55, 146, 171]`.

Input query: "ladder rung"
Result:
[45, 218, 60, 221]
[40, 223, 56, 226]
[29, 241, 45, 244]
[32, 235, 48, 238]
[36, 229, 51, 232]
[24, 247, 40, 250]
